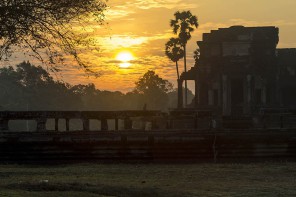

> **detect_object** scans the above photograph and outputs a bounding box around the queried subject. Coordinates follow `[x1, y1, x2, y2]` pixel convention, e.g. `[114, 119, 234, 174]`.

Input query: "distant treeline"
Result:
[0, 62, 194, 111]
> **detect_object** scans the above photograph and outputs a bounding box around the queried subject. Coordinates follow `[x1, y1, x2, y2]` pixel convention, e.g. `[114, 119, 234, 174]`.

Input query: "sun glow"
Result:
[116, 51, 134, 68]
[119, 62, 131, 68]
[116, 51, 134, 62]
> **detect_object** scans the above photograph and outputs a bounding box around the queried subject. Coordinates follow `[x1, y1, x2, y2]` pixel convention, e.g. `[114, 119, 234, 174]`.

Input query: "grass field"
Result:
[0, 162, 295, 197]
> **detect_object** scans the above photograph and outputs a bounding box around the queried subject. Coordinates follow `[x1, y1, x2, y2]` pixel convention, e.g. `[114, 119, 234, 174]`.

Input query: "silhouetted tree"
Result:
[0, 63, 182, 111]
[71, 84, 97, 96]
[134, 70, 173, 110]
[135, 70, 173, 94]
[16, 62, 54, 87]
[0, 66, 23, 109]
[165, 38, 184, 80]
[193, 48, 200, 67]
[0, 62, 82, 110]
[170, 10, 198, 105]
[0, 0, 106, 71]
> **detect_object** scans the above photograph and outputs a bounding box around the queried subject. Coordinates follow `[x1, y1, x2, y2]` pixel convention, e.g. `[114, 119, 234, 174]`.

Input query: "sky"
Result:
[4, 0, 296, 92]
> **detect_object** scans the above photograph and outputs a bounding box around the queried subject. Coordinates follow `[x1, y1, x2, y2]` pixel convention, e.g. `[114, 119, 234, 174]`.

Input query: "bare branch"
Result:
[0, 0, 107, 74]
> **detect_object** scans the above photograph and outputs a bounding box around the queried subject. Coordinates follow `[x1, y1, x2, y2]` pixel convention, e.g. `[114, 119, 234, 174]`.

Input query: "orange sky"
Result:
[3, 0, 296, 92]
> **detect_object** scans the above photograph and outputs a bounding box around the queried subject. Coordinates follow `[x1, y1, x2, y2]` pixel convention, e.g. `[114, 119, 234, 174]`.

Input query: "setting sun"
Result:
[116, 51, 134, 62]
[116, 51, 134, 68]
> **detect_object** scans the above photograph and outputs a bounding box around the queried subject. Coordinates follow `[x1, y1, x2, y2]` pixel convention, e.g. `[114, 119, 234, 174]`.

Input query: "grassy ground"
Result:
[0, 162, 295, 197]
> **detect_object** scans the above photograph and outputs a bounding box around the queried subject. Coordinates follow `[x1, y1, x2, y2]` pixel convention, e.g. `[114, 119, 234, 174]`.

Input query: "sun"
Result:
[116, 51, 134, 62]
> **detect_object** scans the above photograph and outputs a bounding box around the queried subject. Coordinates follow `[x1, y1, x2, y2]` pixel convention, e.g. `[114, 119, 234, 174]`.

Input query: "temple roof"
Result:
[198, 26, 279, 44]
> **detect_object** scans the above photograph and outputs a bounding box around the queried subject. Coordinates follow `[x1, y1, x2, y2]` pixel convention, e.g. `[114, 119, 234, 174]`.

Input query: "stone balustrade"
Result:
[0, 111, 164, 132]
[1, 110, 295, 132]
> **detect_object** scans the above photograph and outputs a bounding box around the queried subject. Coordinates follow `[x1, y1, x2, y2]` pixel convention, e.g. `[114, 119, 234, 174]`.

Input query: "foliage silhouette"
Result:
[193, 48, 200, 67]
[0, 62, 81, 110]
[170, 10, 198, 105]
[0, 64, 185, 111]
[0, 0, 107, 73]
[165, 38, 184, 80]
[134, 70, 173, 110]
[134, 70, 173, 94]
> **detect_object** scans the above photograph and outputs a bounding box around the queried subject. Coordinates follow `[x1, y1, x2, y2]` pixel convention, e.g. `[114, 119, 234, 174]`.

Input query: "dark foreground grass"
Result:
[0, 162, 295, 197]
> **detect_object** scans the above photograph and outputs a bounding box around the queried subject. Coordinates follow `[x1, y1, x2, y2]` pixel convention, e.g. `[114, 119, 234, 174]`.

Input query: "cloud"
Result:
[97, 35, 148, 50]
[91, 31, 173, 53]
[105, 8, 135, 20]
[106, 0, 198, 21]
[134, 0, 198, 10]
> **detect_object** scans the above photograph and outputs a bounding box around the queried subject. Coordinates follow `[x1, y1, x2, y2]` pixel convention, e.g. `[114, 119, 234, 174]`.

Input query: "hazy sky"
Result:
[5, 0, 296, 92]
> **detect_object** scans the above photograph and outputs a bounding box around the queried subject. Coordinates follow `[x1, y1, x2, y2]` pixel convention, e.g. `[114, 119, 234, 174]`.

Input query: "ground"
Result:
[0, 163, 295, 197]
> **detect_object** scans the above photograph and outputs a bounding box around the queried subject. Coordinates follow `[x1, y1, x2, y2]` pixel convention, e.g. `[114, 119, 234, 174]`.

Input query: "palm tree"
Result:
[193, 48, 200, 67]
[165, 38, 184, 80]
[170, 10, 198, 106]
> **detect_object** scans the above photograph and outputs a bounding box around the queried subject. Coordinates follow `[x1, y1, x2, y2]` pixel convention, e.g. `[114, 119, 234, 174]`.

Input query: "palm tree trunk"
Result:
[184, 44, 188, 106]
[175, 61, 180, 80]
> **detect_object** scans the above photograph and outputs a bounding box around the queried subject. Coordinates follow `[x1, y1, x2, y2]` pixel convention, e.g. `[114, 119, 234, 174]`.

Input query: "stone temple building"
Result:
[177, 26, 296, 116]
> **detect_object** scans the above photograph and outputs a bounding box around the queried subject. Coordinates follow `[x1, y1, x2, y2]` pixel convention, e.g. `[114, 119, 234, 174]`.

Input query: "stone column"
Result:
[36, 118, 46, 132]
[177, 79, 183, 108]
[222, 75, 230, 116]
[55, 118, 59, 131]
[0, 119, 9, 131]
[65, 118, 70, 131]
[246, 75, 252, 114]
[275, 75, 282, 106]
[208, 89, 214, 106]
[194, 75, 199, 108]
[101, 118, 108, 131]
[83, 119, 90, 131]
[115, 118, 119, 131]
[124, 117, 132, 130]
[262, 82, 267, 105]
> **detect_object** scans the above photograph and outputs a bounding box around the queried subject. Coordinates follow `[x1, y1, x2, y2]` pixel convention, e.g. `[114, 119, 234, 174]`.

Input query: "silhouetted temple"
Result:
[178, 26, 296, 116]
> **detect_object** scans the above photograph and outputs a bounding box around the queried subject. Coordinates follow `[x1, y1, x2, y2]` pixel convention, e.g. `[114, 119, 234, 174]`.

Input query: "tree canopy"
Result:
[134, 70, 173, 95]
[165, 38, 184, 63]
[165, 37, 184, 79]
[193, 48, 200, 66]
[134, 70, 173, 110]
[170, 11, 198, 46]
[0, 0, 107, 71]
[0, 64, 182, 111]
